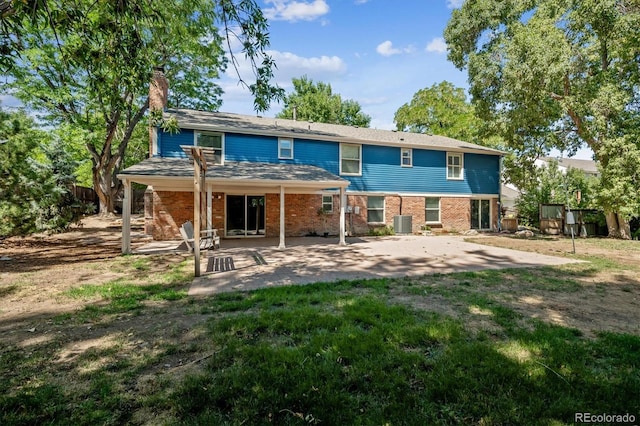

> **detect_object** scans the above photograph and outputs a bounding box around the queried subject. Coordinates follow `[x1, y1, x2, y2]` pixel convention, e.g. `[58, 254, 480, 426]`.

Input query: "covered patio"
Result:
[117, 157, 350, 255]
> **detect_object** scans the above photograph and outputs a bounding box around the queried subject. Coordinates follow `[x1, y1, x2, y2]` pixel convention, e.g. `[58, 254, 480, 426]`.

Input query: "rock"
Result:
[515, 230, 534, 238]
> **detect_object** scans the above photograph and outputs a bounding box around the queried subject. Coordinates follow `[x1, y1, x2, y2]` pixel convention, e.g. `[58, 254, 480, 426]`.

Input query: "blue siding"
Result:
[344, 146, 499, 194]
[466, 153, 500, 194]
[159, 129, 195, 157]
[158, 129, 499, 195]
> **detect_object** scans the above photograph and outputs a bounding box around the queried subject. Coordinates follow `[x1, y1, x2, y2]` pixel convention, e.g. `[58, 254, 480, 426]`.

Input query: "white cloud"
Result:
[376, 40, 414, 57]
[222, 50, 346, 100]
[425, 37, 447, 54]
[354, 0, 370, 4]
[376, 40, 400, 56]
[446, 0, 464, 9]
[264, 0, 330, 22]
[269, 50, 346, 78]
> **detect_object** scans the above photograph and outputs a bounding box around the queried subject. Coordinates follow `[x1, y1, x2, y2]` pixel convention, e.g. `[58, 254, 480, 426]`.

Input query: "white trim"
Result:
[116, 173, 348, 189]
[121, 179, 132, 254]
[321, 194, 334, 213]
[343, 190, 499, 198]
[401, 148, 413, 167]
[150, 127, 159, 157]
[339, 187, 346, 245]
[366, 195, 385, 224]
[425, 197, 441, 224]
[471, 198, 493, 230]
[278, 137, 294, 159]
[446, 152, 464, 180]
[194, 131, 225, 165]
[279, 186, 285, 249]
[340, 143, 362, 176]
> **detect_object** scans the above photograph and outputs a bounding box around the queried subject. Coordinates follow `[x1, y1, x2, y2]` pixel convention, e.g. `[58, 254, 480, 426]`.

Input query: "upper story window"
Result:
[425, 197, 440, 224]
[367, 196, 385, 223]
[401, 148, 413, 167]
[447, 152, 463, 180]
[340, 143, 362, 176]
[195, 131, 224, 165]
[279, 138, 293, 159]
[321, 195, 333, 213]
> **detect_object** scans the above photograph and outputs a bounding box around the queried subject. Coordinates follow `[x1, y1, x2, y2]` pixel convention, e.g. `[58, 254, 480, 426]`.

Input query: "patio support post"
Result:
[339, 186, 346, 246]
[279, 185, 286, 249]
[121, 178, 132, 254]
[207, 185, 212, 236]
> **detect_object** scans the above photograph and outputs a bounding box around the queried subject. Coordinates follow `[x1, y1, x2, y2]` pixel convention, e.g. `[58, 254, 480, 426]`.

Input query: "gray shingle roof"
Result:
[119, 157, 348, 186]
[542, 157, 599, 175]
[165, 108, 504, 156]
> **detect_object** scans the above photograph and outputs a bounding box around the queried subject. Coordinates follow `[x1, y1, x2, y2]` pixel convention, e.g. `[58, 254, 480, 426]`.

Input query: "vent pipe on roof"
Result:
[293, 105, 297, 121]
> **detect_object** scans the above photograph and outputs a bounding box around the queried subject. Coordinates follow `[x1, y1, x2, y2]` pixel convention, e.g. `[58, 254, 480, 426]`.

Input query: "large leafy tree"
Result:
[516, 159, 598, 228]
[394, 81, 481, 143]
[0, 107, 87, 236]
[277, 76, 371, 127]
[445, 0, 640, 238]
[1, 0, 282, 215]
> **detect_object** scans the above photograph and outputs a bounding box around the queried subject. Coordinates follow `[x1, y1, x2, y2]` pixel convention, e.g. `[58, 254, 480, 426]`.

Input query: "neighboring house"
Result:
[118, 72, 503, 252]
[501, 156, 599, 212]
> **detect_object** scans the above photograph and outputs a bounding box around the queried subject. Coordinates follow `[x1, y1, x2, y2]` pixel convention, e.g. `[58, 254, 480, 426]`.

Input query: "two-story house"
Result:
[118, 72, 503, 253]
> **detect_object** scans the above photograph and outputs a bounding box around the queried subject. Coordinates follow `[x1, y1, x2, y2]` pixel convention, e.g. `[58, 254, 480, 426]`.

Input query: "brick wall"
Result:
[151, 190, 224, 240]
[441, 197, 471, 232]
[265, 193, 340, 237]
[149, 190, 498, 240]
[399, 197, 426, 233]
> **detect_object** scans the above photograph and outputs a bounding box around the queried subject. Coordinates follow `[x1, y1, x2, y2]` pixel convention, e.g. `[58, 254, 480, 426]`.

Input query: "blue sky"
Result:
[220, 0, 468, 130]
[1, 0, 592, 160]
[220, 0, 593, 160]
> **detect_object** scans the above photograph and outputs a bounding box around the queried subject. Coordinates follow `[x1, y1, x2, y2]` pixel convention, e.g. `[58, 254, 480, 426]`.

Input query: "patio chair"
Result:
[180, 220, 220, 252]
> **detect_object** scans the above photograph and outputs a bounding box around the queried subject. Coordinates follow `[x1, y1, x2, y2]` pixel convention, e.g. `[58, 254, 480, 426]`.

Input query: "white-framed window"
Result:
[367, 196, 385, 223]
[195, 131, 224, 164]
[279, 137, 293, 159]
[447, 152, 463, 180]
[340, 143, 362, 176]
[425, 197, 440, 224]
[401, 148, 412, 167]
[321, 195, 333, 213]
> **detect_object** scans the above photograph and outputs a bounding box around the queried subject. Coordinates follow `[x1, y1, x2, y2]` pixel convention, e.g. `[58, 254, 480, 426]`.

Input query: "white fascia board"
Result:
[345, 190, 499, 198]
[116, 173, 348, 190]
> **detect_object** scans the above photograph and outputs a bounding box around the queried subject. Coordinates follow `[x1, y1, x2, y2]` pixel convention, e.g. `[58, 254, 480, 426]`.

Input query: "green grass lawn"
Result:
[1, 239, 639, 425]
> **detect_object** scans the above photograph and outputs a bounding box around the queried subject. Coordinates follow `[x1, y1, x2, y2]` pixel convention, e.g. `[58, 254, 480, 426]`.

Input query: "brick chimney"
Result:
[149, 66, 168, 157]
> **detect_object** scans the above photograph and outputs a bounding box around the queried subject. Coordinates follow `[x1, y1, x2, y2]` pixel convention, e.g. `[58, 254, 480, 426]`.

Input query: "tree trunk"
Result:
[605, 211, 631, 239]
[617, 213, 631, 239]
[93, 160, 120, 217]
[86, 99, 149, 217]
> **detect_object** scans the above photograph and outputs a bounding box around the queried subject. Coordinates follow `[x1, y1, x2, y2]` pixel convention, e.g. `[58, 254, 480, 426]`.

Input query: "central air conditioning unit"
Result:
[393, 215, 412, 234]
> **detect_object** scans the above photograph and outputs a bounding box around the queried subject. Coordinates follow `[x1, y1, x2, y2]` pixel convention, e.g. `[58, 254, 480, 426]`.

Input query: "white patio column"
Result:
[207, 185, 212, 234]
[121, 178, 132, 254]
[278, 185, 286, 249]
[339, 186, 346, 246]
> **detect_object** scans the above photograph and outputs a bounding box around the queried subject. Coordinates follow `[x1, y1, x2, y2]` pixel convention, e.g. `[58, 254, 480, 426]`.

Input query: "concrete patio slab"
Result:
[188, 235, 583, 296]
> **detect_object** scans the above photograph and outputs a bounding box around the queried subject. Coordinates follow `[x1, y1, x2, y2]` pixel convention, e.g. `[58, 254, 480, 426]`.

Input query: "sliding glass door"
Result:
[471, 199, 491, 230]
[226, 195, 265, 237]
